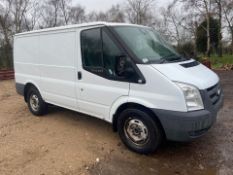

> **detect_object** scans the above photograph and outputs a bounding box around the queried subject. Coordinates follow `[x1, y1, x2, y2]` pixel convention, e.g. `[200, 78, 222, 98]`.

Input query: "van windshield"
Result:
[113, 26, 187, 64]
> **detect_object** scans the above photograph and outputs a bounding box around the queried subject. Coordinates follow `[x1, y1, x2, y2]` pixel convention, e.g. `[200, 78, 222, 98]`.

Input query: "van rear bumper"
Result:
[152, 93, 224, 142]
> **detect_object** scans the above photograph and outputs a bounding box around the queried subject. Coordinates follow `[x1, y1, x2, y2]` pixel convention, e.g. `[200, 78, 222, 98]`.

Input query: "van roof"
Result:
[14, 22, 145, 36]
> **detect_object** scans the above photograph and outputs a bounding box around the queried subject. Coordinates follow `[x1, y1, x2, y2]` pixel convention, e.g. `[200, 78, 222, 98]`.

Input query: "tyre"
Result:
[117, 108, 163, 154]
[27, 86, 48, 116]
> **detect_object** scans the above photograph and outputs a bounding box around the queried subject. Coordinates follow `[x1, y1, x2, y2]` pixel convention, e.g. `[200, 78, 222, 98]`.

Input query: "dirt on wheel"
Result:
[0, 71, 233, 175]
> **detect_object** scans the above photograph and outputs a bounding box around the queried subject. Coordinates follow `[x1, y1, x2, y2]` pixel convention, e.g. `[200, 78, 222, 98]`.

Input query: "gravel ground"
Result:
[0, 71, 232, 175]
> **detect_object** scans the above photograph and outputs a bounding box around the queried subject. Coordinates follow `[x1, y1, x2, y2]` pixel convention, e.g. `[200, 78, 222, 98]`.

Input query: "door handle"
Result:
[77, 71, 82, 80]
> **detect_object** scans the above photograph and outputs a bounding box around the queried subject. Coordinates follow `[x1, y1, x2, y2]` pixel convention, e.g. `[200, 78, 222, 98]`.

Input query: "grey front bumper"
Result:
[152, 89, 224, 142]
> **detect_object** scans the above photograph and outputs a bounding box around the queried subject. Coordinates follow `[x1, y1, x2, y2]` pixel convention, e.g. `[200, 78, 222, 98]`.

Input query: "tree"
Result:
[0, 0, 32, 68]
[87, 11, 109, 22]
[0, 0, 13, 67]
[40, 0, 62, 28]
[196, 17, 220, 54]
[69, 4, 86, 24]
[106, 4, 125, 22]
[23, 0, 41, 31]
[125, 0, 155, 25]
[223, 0, 233, 54]
[87, 4, 125, 23]
[60, 0, 71, 25]
[180, 12, 200, 58]
[0, 0, 232, 68]
[11, 0, 31, 33]
[180, 0, 214, 57]
[160, 4, 185, 46]
[214, 0, 223, 57]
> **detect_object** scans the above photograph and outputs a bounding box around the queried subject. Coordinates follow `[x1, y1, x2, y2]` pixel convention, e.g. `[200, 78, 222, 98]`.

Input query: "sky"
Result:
[73, 0, 171, 12]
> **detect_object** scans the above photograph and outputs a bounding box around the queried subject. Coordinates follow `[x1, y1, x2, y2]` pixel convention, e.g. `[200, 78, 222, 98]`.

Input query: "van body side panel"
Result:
[14, 35, 41, 92]
[38, 31, 77, 109]
[130, 64, 187, 112]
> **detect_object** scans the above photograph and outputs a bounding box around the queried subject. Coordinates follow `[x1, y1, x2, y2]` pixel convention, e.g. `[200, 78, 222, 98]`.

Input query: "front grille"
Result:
[206, 83, 221, 105]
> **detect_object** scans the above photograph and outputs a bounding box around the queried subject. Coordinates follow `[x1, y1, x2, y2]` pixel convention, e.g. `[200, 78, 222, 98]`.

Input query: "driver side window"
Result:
[102, 29, 123, 77]
[81, 27, 125, 79]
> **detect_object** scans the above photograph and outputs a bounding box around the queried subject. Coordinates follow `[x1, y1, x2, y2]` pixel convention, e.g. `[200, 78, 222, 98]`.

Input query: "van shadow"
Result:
[46, 104, 221, 174]
[46, 104, 113, 132]
[46, 104, 220, 155]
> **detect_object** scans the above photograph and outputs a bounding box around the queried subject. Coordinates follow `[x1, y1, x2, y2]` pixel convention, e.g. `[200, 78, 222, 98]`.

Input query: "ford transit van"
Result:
[14, 22, 224, 154]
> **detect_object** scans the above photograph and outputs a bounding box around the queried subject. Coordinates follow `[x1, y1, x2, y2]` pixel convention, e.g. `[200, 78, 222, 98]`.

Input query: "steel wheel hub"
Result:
[124, 118, 149, 145]
[30, 94, 39, 111]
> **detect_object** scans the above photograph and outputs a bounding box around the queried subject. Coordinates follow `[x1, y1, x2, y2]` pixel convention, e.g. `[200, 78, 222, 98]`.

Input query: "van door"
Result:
[76, 27, 130, 121]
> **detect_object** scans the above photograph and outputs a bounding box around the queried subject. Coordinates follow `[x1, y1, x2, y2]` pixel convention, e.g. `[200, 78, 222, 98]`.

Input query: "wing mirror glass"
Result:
[116, 55, 135, 78]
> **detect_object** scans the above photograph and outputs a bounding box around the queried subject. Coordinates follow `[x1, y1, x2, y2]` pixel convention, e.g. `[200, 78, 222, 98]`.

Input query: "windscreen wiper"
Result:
[168, 57, 184, 62]
[158, 55, 179, 63]
[160, 55, 186, 63]
[158, 58, 169, 64]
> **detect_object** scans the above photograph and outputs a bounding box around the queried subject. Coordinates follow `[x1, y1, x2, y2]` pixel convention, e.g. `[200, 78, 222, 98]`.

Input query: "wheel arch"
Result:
[112, 102, 166, 139]
[23, 82, 41, 102]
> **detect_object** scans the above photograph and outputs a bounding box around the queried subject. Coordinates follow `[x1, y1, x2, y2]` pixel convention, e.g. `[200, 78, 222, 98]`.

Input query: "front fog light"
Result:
[175, 82, 204, 111]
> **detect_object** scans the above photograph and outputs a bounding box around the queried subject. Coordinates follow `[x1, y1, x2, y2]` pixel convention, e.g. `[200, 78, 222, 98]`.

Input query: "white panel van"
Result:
[14, 22, 224, 154]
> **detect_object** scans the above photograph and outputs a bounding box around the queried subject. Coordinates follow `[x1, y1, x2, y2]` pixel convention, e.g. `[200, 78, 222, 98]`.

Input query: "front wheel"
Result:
[117, 108, 163, 154]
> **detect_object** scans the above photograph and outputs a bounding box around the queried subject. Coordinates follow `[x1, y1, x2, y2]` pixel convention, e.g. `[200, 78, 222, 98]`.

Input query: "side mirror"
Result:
[116, 55, 134, 78]
[124, 67, 135, 77]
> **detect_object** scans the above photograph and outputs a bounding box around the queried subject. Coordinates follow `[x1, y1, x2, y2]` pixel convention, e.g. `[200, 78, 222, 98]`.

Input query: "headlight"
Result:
[175, 82, 204, 111]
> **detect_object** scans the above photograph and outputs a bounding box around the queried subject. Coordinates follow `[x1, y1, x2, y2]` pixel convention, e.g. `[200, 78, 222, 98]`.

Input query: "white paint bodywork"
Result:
[14, 22, 219, 124]
[151, 59, 219, 90]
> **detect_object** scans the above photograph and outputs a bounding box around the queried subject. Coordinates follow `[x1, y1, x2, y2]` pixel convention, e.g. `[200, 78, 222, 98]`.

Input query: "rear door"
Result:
[76, 27, 130, 120]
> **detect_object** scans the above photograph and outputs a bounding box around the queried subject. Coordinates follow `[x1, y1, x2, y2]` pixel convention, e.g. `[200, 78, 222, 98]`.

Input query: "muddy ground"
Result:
[0, 71, 232, 175]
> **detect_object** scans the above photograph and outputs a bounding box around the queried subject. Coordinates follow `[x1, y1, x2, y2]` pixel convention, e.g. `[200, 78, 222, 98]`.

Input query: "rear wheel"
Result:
[27, 87, 48, 116]
[117, 108, 163, 154]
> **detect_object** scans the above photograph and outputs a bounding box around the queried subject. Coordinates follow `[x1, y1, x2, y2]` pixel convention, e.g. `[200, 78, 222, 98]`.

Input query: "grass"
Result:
[206, 54, 233, 69]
